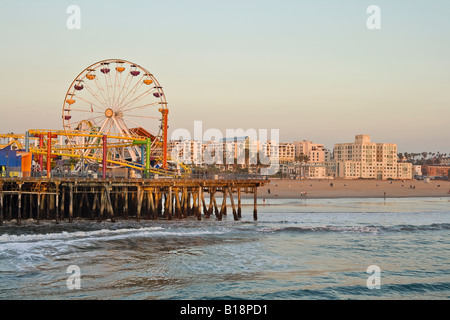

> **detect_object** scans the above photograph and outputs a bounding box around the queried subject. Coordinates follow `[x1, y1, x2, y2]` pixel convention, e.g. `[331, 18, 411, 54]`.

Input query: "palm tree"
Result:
[299, 154, 310, 179]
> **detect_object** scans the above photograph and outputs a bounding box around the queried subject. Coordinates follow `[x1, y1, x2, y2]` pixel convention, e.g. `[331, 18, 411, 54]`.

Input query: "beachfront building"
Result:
[170, 136, 262, 170]
[202, 140, 224, 167]
[289, 140, 333, 178]
[302, 164, 328, 179]
[260, 140, 278, 160]
[421, 165, 450, 178]
[219, 136, 259, 169]
[376, 142, 398, 179]
[413, 165, 423, 177]
[397, 162, 413, 180]
[293, 140, 329, 163]
[334, 135, 377, 179]
[168, 140, 203, 165]
[334, 135, 412, 180]
[279, 143, 295, 162]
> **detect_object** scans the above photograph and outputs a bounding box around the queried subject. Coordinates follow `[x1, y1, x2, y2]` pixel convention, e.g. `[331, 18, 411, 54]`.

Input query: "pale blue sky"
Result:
[0, 0, 449, 153]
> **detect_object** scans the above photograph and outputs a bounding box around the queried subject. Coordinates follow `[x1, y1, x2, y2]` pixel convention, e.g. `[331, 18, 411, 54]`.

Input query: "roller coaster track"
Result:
[30, 146, 191, 177]
[1, 130, 191, 177]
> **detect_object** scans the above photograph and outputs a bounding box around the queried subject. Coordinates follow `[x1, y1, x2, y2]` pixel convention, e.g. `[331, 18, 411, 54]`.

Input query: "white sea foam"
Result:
[0, 225, 233, 245]
[0, 226, 166, 243]
[258, 225, 380, 234]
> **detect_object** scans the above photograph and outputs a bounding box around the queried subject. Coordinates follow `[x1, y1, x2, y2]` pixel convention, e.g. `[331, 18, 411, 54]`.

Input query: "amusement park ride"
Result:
[0, 59, 190, 178]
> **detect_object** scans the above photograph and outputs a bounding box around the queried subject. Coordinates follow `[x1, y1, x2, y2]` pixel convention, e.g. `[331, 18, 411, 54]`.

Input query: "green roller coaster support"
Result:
[133, 138, 152, 178]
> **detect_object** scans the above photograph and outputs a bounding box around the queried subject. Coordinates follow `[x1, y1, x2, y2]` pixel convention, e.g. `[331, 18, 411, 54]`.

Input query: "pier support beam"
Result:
[105, 185, 115, 222]
[123, 187, 129, 219]
[60, 188, 65, 221]
[17, 184, 22, 225]
[182, 188, 188, 218]
[213, 193, 219, 220]
[8, 193, 12, 221]
[174, 188, 181, 219]
[36, 192, 40, 225]
[99, 189, 105, 222]
[228, 186, 238, 221]
[136, 187, 143, 222]
[237, 188, 242, 220]
[69, 185, 73, 223]
[148, 189, 156, 220]
[164, 187, 172, 220]
[253, 187, 258, 221]
[55, 184, 59, 224]
[197, 186, 202, 221]
[206, 188, 214, 219]
[220, 188, 227, 219]
[0, 187, 3, 226]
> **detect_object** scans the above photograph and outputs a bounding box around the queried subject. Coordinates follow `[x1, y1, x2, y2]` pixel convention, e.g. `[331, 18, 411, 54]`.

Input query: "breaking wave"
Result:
[258, 223, 450, 234]
[0, 225, 231, 244]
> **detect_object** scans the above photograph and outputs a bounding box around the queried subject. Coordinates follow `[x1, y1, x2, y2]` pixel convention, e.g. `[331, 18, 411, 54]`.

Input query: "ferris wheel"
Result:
[62, 59, 168, 166]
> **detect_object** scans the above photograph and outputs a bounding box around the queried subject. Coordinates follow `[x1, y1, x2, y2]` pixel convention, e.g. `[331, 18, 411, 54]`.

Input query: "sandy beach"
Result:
[257, 178, 450, 199]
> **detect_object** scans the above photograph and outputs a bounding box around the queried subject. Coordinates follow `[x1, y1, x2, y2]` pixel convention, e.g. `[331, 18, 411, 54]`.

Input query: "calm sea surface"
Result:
[0, 197, 449, 300]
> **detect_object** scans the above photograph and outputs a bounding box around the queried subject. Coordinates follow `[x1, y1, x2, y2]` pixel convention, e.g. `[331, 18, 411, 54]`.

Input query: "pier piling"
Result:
[253, 186, 258, 221]
[0, 186, 3, 226]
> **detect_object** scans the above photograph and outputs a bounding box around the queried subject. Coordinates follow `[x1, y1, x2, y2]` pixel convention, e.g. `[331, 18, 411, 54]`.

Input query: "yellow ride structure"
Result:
[0, 130, 190, 178]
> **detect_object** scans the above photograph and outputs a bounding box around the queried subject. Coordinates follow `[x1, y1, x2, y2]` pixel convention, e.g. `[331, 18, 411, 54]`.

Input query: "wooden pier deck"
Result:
[0, 177, 268, 225]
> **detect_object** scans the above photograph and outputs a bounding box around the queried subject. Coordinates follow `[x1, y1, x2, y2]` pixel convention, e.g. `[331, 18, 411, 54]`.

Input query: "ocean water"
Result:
[0, 197, 449, 300]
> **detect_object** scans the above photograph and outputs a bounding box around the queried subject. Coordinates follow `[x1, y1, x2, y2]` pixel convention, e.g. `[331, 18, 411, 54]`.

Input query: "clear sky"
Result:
[1, 0, 449, 154]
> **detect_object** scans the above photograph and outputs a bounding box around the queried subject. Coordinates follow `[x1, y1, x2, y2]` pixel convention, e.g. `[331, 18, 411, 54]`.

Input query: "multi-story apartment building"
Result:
[303, 164, 328, 179]
[421, 165, 450, 178]
[168, 140, 203, 165]
[334, 135, 377, 178]
[334, 134, 412, 180]
[219, 136, 259, 166]
[376, 142, 398, 179]
[278, 143, 295, 162]
[293, 140, 329, 163]
[397, 162, 414, 180]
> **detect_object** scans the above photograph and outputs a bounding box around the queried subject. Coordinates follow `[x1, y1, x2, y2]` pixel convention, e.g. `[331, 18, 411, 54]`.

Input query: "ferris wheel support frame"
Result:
[160, 108, 169, 170]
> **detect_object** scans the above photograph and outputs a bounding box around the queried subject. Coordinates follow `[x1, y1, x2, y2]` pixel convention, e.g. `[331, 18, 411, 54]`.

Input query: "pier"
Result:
[0, 177, 268, 225]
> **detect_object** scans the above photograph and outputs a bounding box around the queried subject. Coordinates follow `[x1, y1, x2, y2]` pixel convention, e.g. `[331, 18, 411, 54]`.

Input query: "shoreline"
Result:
[252, 179, 450, 200]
